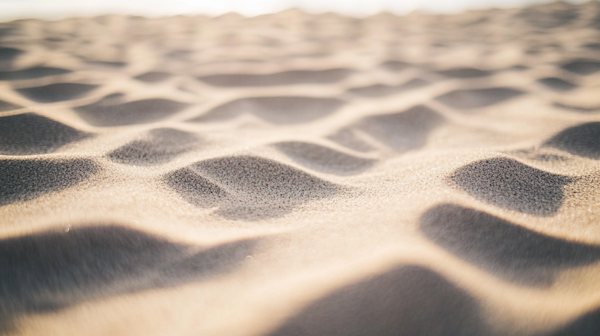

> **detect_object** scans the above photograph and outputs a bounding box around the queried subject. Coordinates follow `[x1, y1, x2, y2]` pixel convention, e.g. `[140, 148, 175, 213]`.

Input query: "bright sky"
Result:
[0, 0, 593, 21]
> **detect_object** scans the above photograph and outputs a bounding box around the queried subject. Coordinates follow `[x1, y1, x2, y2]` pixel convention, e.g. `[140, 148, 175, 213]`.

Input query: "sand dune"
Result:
[191, 96, 344, 124]
[1, 1, 600, 335]
[0, 225, 258, 332]
[0, 113, 91, 155]
[76, 97, 190, 127]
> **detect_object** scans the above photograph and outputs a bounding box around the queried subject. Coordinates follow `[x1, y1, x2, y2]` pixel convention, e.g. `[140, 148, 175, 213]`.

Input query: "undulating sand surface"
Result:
[1, 1, 600, 335]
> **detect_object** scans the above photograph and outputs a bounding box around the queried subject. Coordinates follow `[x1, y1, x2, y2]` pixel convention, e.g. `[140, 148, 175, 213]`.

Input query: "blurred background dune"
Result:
[0, 0, 594, 21]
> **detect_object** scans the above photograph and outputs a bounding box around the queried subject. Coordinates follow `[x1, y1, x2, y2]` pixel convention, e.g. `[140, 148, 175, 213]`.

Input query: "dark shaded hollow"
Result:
[544, 122, 600, 159]
[0, 47, 22, 64]
[134, 72, 171, 82]
[591, 11, 600, 31]
[550, 306, 600, 336]
[197, 68, 352, 87]
[191, 96, 344, 124]
[164, 156, 339, 220]
[75, 97, 189, 127]
[87, 60, 126, 67]
[272, 141, 376, 175]
[45, 37, 65, 42]
[354, 105, 445, 151]
[0, 99, 21, 112]
[347, 78, 430, 97]
[0, 158, 99, 206]
[191, 155, 340, 202]
[511, 65, 529, 71]
[449, 157, 573, 216]
[537, 77, 578, 92]
[552, 103, 600, 113]
[582, 43, 600, 50]
[379, 60, 410, 72]
[420, 204, 600, 286]
[16, 83, 98, 103]
[561, 60, 600, 75]
[164, 168, 230, 208]
[437, 68, 492, 78]
[0, 224, 258, 332]
[108, 128, 200, 166]
[0, 28, 15, 40]
[165, 172, 301, 221]
[519, 7, 578, 29]
[0, 113, 91, 155]
[0, 67, 71, 80]
[165, 49, 192, 59]
[267, 265, 485, 336]
[435, 87, 524, 109]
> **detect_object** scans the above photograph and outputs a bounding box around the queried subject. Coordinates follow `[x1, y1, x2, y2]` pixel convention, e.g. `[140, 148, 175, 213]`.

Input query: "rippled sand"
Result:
[1, 1, 600, 335]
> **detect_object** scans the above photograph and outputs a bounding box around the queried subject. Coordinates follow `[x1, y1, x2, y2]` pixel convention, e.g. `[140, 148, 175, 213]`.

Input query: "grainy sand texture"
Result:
[1, 1, 600, 335]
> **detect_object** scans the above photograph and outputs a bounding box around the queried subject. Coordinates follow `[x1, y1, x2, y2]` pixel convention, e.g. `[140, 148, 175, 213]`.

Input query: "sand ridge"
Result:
[1, 1, 600, 335]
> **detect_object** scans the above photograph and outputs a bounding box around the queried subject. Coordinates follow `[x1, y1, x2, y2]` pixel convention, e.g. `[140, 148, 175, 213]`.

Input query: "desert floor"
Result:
[1, 1, 600, 335]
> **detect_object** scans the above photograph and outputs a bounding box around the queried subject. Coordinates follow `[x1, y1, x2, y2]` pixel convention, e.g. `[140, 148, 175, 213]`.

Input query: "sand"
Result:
[1, 1, 600, 335]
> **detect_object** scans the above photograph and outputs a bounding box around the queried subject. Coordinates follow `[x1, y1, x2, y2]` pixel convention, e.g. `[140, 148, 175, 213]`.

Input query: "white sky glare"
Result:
[0, 0, 594, 21]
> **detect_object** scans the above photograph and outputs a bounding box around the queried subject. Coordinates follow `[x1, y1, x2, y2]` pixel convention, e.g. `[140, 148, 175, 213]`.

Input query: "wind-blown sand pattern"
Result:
[1, 1, 600, 335]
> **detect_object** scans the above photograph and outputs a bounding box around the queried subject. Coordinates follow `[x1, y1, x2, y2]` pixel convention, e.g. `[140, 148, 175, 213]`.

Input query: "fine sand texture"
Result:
[1, 1, 600, 335]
